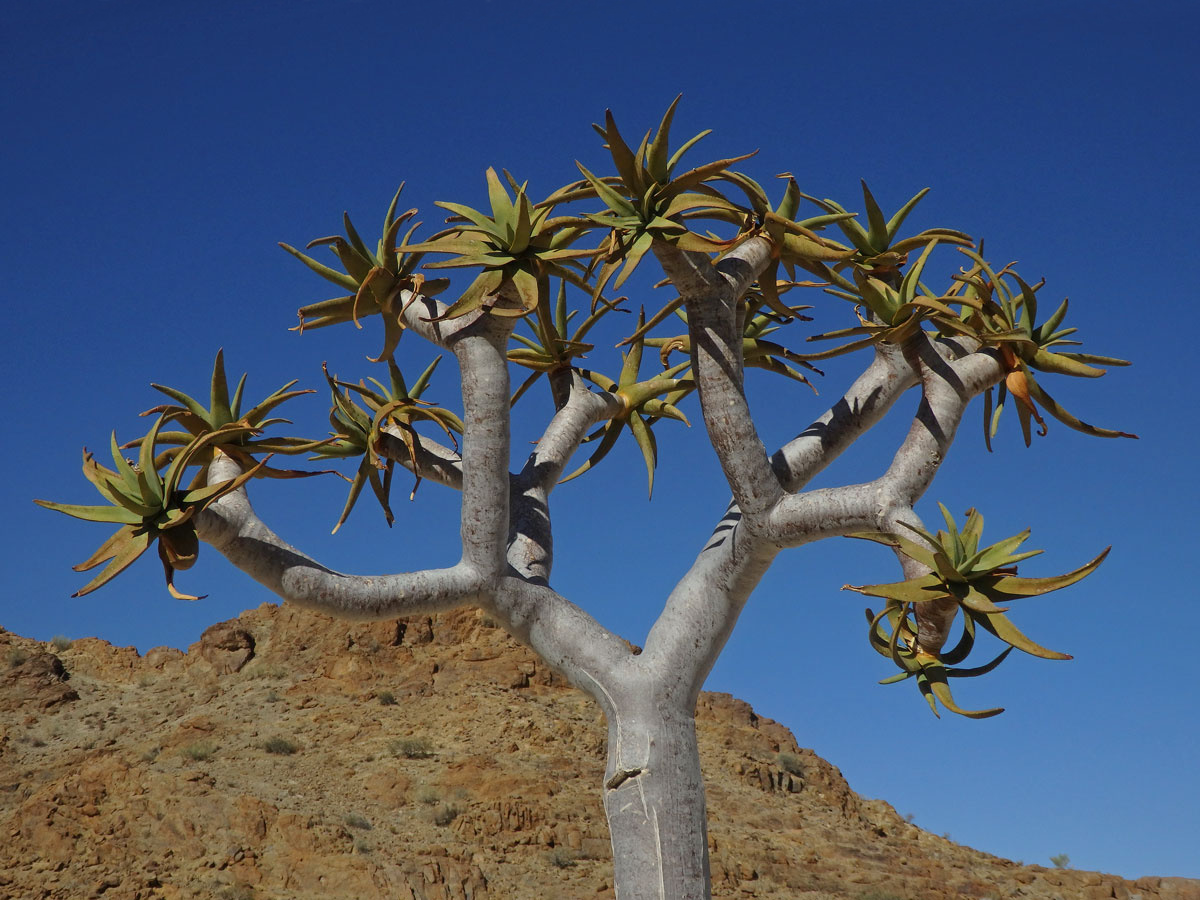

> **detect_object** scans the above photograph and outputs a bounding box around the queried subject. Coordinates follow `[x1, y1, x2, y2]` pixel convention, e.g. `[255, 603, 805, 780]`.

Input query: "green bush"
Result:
[50, 635, 73, 651]
[390, 737, 433, 759]
[777, 751, 805, 777]
[377, 691, 397, 706]
[182, 741, 216, 761]
[1050, 853, 1070, 869]
[262, 736, 299, 755]
[432, 804, 459, 826]
[344, 812, 372, 830]
[5, 647, 28, 668]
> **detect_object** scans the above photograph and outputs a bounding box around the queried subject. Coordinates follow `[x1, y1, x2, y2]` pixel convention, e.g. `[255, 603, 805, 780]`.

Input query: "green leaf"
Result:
[860, 181, 888, 253]
[1028, 347, 1107, 378]
[209, 349, 233, 427]
[278, 242, 359, 291]
[35, 499, 144, 526]
[1024, 377, 1138, 440]
[984, 547, 1110, 597]
[575, 162, 637, 217]
[601, 109, 643, 194]
[885, 188, 930, 243]
[976, 611, 1071, 660]
[647, 95, 681, 184]
[71, 528, 155, 597]
[842, 572, 950, 605]
[628, 413, 657, 497]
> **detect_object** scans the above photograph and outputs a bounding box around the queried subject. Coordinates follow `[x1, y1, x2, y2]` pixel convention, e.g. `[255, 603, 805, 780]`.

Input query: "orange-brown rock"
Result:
[0, 607, 1195, 900]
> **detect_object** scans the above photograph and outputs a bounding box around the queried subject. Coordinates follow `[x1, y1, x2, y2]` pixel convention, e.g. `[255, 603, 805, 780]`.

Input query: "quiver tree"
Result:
[39, 99, 1135, 900]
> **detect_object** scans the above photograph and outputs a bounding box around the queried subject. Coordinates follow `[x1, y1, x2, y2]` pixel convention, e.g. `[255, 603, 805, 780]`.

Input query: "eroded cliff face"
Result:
[1, 604, 1195, 900]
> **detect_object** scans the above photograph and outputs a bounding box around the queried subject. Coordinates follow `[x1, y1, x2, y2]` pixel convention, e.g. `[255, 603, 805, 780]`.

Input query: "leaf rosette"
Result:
[395, 169, 598, 322]
[844, 504, 1107, 718]
[139, 349, 327, 478]
[948, 249, 1138, 447]
[36, 417, 264, 599]
[281, 185, 451, 362]
[313, 357, 463, 532]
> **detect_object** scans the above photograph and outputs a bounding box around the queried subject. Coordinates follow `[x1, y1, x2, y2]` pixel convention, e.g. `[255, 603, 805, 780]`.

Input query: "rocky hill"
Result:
[1, 603, 1195, 900]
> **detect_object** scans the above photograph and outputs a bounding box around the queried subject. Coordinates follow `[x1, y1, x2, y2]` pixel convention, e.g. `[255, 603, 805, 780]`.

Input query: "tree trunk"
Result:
[602, 691, 711, 900]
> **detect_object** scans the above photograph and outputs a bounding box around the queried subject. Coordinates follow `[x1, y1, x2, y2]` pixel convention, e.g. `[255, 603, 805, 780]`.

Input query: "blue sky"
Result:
[3, 0, 1197, 882]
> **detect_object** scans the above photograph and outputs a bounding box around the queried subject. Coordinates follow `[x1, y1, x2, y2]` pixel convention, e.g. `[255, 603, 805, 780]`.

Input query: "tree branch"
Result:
[196, 453, 486, 619]
[654, 237, 784, 524]
[876, 337, 1002, 507]
[375, 427, 464, 491]
[489, 576, 635, 707]
[506, 373, 624, 582]
[771, 344, 917, 491]
[447, 315, 515, 583]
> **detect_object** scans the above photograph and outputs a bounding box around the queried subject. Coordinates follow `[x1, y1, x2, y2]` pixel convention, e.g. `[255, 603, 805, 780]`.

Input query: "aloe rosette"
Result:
[281, 184, 451, 362]
[551, 96, 758, 305]
[947, 248, 1138, 447]
[561, 310, 692, 496]
[139, 349, 328, 478]
[36, 417, 264, 599]
[313, 356, 463, 533]
[394, 169, 598, 322]
[844, 504, 1108, 718]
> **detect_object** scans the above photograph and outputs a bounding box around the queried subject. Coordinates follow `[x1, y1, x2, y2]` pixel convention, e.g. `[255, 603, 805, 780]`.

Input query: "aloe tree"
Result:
[39, 100, 1134, 900]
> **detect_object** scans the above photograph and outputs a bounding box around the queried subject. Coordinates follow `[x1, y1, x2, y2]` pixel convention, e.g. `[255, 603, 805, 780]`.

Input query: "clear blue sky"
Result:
[4, 0, 1196, 882]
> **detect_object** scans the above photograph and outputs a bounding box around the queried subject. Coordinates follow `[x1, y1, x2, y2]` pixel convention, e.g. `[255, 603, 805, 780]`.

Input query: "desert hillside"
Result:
[1, 603, 1195, 900]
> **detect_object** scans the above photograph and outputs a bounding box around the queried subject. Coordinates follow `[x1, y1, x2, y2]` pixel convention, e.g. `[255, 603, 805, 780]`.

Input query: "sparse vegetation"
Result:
[777, 752, 805, 777]
[416, 786, 440, 806]
[344, 813, 372, 830]
[265, 689, 281, 703]
[550, 848, 577, 868]
[6, 647, 28, 668]
[244, 663, 288, 680]
[377, 690, 397, 706]
[1050, 853, 1070, 869]
[49, 635, 72, 651]
[390, 736, 433, 759]
[353, 839, 372, 854]
[216, 884, 255, 900]
[432, 804, 459, 827]
[262, 736, 299, 755]
[141, 747, 161, 762]
[182, 741, 216, 761]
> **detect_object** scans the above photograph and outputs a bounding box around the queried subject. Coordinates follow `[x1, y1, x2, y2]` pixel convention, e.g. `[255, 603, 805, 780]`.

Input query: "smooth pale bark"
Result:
[193, 249, 1005, 898]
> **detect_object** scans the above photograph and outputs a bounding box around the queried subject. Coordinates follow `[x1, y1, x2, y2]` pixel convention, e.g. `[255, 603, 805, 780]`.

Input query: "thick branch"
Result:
[195, 302, 518, 616]
[489, 576, 634, 706]
[771, 344, 917, 491]
[654, 237, 783, 524]
[642, 336, 1003, 695]
[376, 427, 463, 491]
[197, 454, 485, 619]
[520, 372, 625, 495]
[448, 316, 514, 583]
[507, 374, 623, 581]
[877, 338, 1002, 506]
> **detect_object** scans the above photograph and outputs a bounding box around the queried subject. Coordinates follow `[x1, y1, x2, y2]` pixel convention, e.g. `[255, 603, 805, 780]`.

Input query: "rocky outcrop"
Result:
[0, 608, 1195, 900]
[1, 648, 78, 712]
